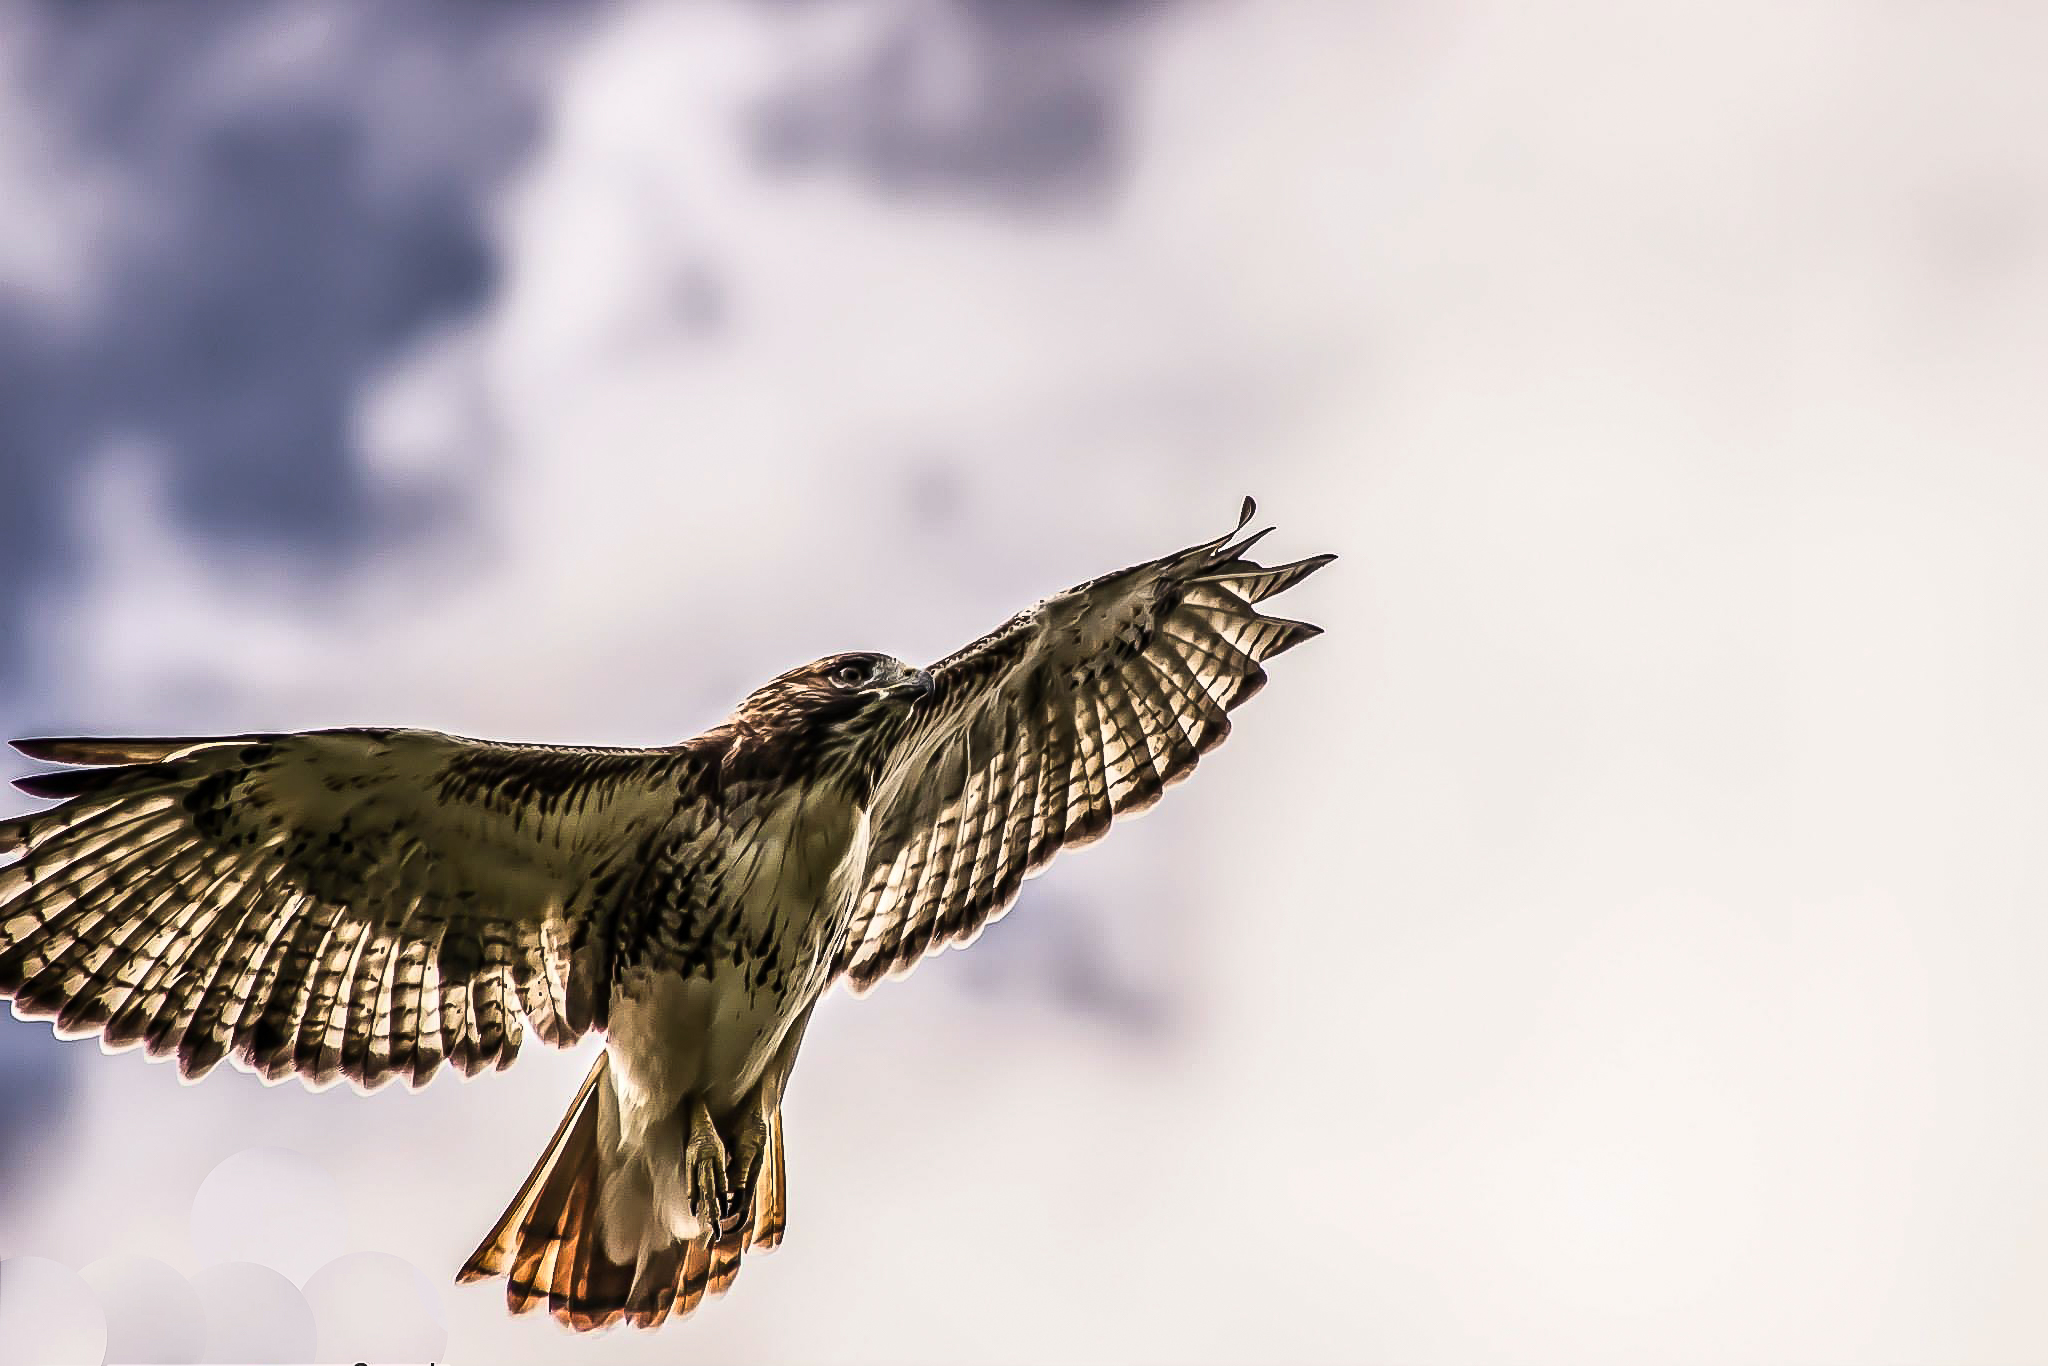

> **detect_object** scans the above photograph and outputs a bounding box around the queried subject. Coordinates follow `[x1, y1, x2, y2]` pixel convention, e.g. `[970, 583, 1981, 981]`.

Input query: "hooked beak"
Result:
[891, 667, 935, 701]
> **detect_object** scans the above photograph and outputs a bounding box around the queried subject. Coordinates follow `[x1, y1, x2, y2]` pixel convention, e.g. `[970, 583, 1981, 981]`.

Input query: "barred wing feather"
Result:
[836, 499, 1332, 992]
[0, 729, 696, 1091]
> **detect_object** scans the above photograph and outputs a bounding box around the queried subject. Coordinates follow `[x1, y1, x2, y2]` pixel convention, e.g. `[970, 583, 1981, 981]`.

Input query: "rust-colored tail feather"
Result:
[459, 1053, 612, 1317]
[458, 1054, 789, 1332]
[751, 1109, 788, 1251]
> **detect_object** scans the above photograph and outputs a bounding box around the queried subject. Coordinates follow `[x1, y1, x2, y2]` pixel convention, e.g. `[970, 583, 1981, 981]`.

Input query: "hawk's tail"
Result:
[457, 1054, 785, 1331]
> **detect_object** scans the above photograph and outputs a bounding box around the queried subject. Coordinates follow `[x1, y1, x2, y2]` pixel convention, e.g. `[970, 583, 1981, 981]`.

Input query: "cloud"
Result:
[0, 1, 575, 695]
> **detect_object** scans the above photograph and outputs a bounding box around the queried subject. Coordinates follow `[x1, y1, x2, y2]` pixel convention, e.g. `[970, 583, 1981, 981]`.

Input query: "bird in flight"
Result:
[0, 499, 1330, 1331]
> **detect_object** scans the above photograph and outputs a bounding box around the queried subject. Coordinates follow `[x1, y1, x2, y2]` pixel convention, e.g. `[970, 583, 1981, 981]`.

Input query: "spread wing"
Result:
[0, 728, 704, 1091]
[835, 498, 1333, 992]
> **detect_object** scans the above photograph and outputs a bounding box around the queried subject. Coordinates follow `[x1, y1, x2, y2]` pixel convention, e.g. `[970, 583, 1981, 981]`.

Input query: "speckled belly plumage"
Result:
[601, 783, 869, 1116]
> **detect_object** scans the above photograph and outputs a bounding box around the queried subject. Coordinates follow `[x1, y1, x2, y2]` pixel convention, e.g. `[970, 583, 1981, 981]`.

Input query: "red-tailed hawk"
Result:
[0, 499, 1331, 1330]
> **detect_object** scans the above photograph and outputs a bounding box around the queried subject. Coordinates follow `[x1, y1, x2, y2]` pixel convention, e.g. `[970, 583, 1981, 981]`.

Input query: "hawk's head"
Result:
[746, 653, 933, 715]
[728, 652, 934, 786]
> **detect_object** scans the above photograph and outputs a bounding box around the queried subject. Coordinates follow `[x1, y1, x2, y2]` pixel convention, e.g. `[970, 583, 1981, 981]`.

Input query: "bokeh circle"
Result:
[304, 1250, 449, 1363]
[80, 1254, 205, 1364]
[190, 1146, 348, 1283]
[191, 1261, 316, 1364]
[0, 1256, 108, 1366]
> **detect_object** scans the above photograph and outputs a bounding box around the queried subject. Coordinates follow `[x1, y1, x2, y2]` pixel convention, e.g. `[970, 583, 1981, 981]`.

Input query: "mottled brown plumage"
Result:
[0, 499, 1330, 1331]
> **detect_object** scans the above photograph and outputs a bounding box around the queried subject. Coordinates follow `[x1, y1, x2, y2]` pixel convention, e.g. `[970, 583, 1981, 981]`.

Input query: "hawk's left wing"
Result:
[835, 499, 1332, 992]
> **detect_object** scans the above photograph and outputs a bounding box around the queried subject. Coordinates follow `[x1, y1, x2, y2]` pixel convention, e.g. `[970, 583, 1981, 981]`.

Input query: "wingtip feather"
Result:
[1257, 616, 1325, 657]
[12, 737, 182, 766]
[1214, 525, 1277, 565]
[13, 771, 94, 800]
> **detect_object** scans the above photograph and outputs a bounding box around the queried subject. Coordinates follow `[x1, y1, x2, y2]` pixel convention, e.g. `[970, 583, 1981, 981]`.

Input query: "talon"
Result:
[683, 1097, 729, 1240]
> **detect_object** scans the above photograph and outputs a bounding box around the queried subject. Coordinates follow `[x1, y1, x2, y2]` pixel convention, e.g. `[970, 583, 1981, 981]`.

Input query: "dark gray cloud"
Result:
[0, 1, 579, 694]
[749, 0, 1172, 207]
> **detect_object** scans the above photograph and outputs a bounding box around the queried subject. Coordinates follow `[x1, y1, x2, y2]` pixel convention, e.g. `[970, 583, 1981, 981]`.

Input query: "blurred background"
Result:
[1, 0, 2045, 1362]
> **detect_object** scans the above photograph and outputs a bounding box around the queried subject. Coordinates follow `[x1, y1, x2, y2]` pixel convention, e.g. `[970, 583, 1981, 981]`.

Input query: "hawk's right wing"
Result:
[0, 728, 707, 1091]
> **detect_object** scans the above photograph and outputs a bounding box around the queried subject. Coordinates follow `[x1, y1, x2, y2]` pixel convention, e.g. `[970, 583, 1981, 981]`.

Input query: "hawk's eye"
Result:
[831, 662, 869, 690]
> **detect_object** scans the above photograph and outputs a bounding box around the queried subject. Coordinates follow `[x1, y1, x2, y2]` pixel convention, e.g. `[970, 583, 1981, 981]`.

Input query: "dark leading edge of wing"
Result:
[835, 497, 1334, 992]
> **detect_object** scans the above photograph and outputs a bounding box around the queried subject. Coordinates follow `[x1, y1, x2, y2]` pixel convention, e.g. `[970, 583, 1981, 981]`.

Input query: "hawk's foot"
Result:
[683, 1097, 728, 1240]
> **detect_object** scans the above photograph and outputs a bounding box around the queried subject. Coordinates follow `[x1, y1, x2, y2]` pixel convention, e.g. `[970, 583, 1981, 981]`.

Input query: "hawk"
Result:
[0, 499, 1330, 1330]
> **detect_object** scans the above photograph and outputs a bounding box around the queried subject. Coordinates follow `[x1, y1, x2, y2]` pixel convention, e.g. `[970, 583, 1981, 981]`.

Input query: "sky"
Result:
[2, 0, 2047, 1362]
